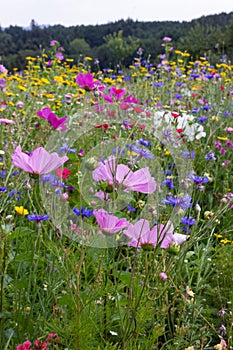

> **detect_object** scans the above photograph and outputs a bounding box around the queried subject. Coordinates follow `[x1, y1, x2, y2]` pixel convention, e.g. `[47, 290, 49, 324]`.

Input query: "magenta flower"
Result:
[92, 156, 156, 194]
[0, 118, 14, 124]
[163, 36, 172, 42]
[50, 40, 58, 46]
[123, 219, 187, 249]
[93, 209, 129, 234]
[37, 107, 67, 130]
[11, 146, 68, 175]
[16, 340, 32, 350]
[76, 72, 100, 91]
[55, 52, 64, 61]
[110, 86, 126, 100]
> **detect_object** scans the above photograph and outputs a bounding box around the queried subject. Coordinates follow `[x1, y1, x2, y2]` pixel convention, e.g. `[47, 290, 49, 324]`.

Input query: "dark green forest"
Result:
[1, 11, 233, 71]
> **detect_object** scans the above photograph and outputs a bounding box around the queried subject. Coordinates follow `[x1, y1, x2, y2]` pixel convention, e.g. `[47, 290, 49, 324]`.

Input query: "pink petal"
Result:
[11, 146, 34, 173]
[123, 167, 156, 193]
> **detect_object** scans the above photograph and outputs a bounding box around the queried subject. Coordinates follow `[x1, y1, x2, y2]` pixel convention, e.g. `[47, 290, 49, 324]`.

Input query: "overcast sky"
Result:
[1, 0, 232, 28]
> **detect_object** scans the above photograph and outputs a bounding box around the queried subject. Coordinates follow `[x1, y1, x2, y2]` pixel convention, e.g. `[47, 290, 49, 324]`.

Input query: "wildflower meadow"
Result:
[0, 38, 233, 349]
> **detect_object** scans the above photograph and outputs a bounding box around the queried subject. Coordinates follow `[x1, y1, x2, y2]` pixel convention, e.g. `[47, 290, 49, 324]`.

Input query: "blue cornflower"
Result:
[198, 116, 208, 123]
[137, 139, 151, 147]
[192, 108, 200, 113]
[127, 204, 136, 212]
[0, 170, 6, 179]
[11, 171, 20, 176]
[189, 173, 209, 184]
[0, 187, 7, 192]
[182, 151, 195, 159]
[27, 214, 49, 223]
[162, 179, 174, 189]
[57, 143, 77, 154]
[73, 206, 93, 218]
[181, 216, 196, 226]
[180, 226, 191, 234]
[8, 190, 22, 200]
[204, 152, 216, 161]
[128, 144, 154, 159]
[112, 147, 126, 156]
[40, 174, 57, 182]
[162, 194, 192, 210]
[190, 73, 200, 78]
[153, 82, 164, 87]
[175, 94, 182, 99]
[164, 169, 173, 176]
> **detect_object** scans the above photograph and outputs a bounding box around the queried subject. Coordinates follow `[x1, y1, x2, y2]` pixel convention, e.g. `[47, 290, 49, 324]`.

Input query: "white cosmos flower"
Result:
[153, 111, 206, 142]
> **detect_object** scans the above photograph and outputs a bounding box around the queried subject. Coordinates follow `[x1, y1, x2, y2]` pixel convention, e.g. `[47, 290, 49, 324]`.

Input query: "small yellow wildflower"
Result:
[15, 206, 29, 216]
[217, 136, 228, 141]
[220, 238, 231, 244]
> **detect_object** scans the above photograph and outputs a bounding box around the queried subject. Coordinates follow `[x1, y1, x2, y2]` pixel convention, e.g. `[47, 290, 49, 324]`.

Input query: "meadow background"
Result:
[0, 15, 233, 350]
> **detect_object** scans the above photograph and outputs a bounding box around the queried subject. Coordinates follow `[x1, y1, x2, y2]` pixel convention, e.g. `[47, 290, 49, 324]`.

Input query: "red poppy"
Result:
[94, 123, 109, 130]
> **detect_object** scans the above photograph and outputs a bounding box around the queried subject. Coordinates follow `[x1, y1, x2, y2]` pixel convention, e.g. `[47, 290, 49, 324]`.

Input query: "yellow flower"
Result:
[214, 233, 223, 239]
[15, 206, 29, 216]
[220, 238, 231, 244]
[217, 136, 228, 141]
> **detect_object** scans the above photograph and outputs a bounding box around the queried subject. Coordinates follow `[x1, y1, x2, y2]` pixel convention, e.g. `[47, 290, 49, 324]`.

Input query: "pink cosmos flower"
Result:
[76, 72, 100, 91]
[0, 118, 14, 124]
[37, 107, 67, 130]
[110, 86, 126, 100]
[92, 156, 156, 194]
[123, 219, 187, 248]
[93, 209, 129, 234]
[11, 146, 68, 175]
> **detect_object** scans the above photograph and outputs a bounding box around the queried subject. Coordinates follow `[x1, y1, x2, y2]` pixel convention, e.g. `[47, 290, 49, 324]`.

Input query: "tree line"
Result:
[0, 12, 233, 71]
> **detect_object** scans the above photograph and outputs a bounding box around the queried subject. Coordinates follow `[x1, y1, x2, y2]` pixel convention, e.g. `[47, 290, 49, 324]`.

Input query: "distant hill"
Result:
[0, 12, 233, 71]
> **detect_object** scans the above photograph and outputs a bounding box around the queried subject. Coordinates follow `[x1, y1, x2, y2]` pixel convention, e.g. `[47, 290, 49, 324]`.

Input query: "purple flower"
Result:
[57, 143, 77, 154]
[182, 151, 195, 159]
[189, 173, 209, 184]
[204, 152, 216, 161]
[128, 144, 154, 159]
[161, 179, 174, 189]
[73, 206, 93, 218]
[162, 194, 192, 210]
[137, 139, 151, 147]
[27, 214, 49, 223]
[181, 216, 196, 226]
